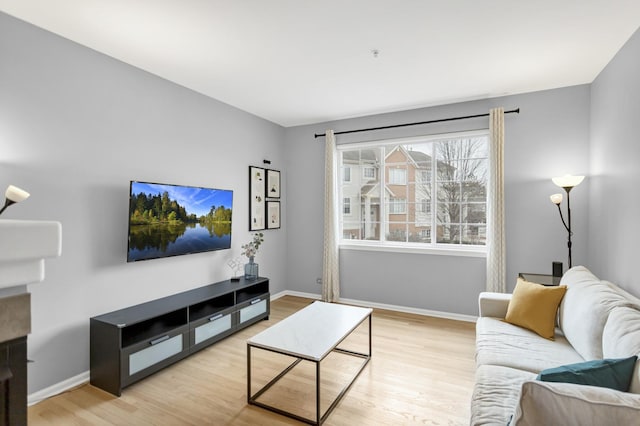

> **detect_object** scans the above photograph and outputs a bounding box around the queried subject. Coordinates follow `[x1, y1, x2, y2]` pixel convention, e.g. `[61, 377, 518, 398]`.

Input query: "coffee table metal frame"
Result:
[247, 302, 372, 425]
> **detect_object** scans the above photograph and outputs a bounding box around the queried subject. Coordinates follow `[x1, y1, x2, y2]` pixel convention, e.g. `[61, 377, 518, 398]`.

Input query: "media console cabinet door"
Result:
[192, 311, 234, 346]
[238, 296, 269, 325]
[128, 335, 183, 376]
[121, 327, 189, 388]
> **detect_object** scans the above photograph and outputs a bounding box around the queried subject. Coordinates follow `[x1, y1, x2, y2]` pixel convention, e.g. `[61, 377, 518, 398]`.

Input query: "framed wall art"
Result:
[249, 166, 266, 230]
[266, 201, 280, 229]
[266, 169, 281, 199]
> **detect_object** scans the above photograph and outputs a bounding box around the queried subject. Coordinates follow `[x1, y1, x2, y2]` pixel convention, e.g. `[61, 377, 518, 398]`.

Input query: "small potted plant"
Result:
[241, 232, 264, 280]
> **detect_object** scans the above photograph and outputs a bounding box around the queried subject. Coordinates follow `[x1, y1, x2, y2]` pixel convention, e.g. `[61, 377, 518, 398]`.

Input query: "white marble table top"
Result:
[247, 301, 372, 361]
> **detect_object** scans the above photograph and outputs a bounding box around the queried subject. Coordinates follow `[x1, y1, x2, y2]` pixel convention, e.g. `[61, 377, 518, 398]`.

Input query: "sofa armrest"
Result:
[512, 380, 640, 426]
[478, 292, 511, 318]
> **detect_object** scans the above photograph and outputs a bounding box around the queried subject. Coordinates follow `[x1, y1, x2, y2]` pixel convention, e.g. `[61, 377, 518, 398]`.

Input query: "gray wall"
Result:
[0, 13, 286, 394]
[285, 87, 591, 315]
[589, 27, 640, 293]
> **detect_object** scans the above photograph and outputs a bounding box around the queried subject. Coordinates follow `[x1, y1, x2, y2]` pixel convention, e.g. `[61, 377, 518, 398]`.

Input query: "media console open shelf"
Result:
[90, 277, 269, 396]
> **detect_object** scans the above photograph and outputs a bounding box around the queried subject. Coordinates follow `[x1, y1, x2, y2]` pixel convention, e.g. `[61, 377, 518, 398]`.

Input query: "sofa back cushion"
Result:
[558, 265, 600, 287]
[558, 268, 637, 360]
[603, 306, 640, 394]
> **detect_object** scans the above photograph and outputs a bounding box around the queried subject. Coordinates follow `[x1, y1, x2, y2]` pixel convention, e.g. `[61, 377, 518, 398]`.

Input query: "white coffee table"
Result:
[247, 301, 372, 425]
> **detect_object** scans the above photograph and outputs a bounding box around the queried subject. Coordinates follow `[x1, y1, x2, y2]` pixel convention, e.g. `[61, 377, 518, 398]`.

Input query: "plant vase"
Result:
[244, 256, 258, 280]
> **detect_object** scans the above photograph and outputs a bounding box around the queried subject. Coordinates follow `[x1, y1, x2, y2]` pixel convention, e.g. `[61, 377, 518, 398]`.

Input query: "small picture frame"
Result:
[266, 201, 281, 229]
[249, 166, 266, 231]
[266, 169, 281, 199]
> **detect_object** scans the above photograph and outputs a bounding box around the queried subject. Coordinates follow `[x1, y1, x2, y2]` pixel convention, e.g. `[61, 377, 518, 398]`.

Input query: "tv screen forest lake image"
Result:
[127, 182, 233, 262]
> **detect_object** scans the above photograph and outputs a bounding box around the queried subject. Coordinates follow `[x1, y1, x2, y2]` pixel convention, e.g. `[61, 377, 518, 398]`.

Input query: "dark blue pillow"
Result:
[536, 356, 637, 392]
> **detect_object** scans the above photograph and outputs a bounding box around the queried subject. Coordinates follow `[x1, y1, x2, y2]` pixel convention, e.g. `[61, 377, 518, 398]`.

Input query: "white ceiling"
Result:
[1, 1, 639, 127]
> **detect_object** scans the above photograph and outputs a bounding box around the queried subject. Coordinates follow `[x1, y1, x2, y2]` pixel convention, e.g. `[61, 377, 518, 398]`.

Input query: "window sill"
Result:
[339, 241, 487, 258]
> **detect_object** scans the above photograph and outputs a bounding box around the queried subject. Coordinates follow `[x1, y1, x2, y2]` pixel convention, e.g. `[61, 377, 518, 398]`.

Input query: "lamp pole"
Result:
[564, 186, 573, 268]
[550, 175, 584, 270]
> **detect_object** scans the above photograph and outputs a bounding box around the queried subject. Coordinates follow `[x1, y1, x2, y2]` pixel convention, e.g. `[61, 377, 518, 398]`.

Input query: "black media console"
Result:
[90, 277, 269, 396]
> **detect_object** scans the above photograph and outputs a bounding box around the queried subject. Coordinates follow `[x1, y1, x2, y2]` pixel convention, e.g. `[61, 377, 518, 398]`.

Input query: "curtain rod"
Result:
[314, 108, 520, 138]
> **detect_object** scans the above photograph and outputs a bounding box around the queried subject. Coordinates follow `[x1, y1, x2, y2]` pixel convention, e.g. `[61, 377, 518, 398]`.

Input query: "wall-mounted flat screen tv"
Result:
[127, 181, 233, 262]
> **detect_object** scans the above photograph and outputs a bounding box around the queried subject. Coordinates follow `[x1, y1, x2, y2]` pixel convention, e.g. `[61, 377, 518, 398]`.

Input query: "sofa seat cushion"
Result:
[476, 317, 584, 373]
[603, 306, 640, 393]
[471, 364, 536, 426]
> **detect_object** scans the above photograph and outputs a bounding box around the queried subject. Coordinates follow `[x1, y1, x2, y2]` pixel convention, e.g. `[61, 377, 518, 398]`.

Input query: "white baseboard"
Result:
[338, 296, 477, 323]
[28, 370, 89, 406]
[29, 291, 474, 406]
[269, 290, 297, 300]
[274, 290, 477, 323]
[273, 290, 321, 301]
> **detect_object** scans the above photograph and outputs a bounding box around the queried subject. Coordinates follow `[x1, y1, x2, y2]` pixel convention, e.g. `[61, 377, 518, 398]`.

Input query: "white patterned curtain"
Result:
[322, 130, 340, 302]
[486, 108, 506, 292]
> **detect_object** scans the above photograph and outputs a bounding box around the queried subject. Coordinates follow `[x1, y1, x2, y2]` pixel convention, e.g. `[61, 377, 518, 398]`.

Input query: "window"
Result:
[363, 167, 376, 179]
[419, 198, 431, 213]
[419, 229, 431, 239]
[338, 131, 489, 249]
[343, 197, 351, 215]
[388, 168, 406, 185]
[342, 166, 351, 183]
[388, 197, 406, 214]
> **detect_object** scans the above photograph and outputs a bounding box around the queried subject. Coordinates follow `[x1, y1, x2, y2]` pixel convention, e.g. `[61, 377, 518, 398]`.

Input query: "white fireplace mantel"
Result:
[0, 219, 62, 291]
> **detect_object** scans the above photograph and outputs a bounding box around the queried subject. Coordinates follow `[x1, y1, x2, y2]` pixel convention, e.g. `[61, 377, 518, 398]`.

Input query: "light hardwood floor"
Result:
[29, 296, 476, 425]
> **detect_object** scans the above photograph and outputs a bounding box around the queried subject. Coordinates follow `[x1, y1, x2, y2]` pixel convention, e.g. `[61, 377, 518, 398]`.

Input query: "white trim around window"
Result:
[339, 240, 486, 257]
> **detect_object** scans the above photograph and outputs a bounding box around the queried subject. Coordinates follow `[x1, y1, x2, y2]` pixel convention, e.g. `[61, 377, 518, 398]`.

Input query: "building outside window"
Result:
[338, 130, 488, 249]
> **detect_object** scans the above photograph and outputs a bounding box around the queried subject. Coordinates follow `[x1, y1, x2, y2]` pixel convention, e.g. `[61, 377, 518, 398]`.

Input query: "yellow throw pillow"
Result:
[505, 278, 567, 339]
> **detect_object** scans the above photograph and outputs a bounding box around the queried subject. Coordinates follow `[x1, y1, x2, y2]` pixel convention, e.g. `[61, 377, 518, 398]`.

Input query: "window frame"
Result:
[337, 130, 489, 256]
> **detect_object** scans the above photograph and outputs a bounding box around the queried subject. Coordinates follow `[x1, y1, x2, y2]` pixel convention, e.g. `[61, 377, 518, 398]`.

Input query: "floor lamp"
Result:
[549, 175, 584, 268]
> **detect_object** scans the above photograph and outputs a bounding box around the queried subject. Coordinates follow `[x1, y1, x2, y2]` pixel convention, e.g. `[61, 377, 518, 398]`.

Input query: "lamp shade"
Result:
[5, 185, 30, 203]
[550, 193, 563, 205]
[552, 175, 585, 189]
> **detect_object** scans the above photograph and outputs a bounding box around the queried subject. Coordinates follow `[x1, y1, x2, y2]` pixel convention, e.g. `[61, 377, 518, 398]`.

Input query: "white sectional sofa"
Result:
[471, 266, 640, 425]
